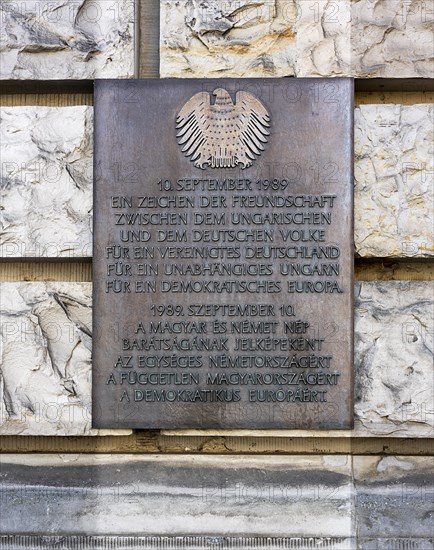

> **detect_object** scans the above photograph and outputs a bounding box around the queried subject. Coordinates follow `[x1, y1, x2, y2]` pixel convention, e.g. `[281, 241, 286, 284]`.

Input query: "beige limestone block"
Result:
[0, 282, 129, 436]
[160, 0, 299, 77]
[0, 106, 93, 258]
[160, 0, 432, 78]
[295, 0, 351, 77]
[354, 281, 434, 438]
[355, 104, 434, 258]
[0, 0, 135, 79]
[351, 0, 434, 78]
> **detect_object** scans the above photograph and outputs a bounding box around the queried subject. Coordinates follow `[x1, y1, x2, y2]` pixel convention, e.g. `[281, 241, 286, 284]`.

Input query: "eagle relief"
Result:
[176, 88, 271, 169]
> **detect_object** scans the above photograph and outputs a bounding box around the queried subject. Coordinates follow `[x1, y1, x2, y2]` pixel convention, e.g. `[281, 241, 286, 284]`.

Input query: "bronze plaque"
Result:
[93, 79, 354, 429]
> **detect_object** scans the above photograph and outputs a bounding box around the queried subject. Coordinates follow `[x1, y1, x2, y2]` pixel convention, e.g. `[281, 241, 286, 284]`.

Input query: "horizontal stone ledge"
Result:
[0, 0, 135, 80]
[161, 429, 355, 438]
[0, 454, 431, 542]
[1, 103, 432, 259]
[160, 0, 433, 79]
[2, 537, 434, 549]
[0, 453, 354, 537]
[0, 537, 356, 550]
[1, 281, 432, 437]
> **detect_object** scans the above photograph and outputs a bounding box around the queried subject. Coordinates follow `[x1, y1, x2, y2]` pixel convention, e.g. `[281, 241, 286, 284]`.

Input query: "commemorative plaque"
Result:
[93, 79, 354, 429]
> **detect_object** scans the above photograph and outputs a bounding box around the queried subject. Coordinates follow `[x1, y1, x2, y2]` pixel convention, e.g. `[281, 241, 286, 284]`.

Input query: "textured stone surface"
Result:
[355, 104, 434, 258]
[295, 0, 351, 77]
[354, 455, 434, 540]
[0, 282, 129, 436]
[160, 0, 432, 78]
[1, 281, 433, 437]
[351, 0, 434, 78]
[0, 0, 135, 79]
[0, 454, 354, 537]
[354, 281, 434, 438]
[160, 0, 351, 77]
[0, 106, 93, 258]
[160, 0, 298, 78]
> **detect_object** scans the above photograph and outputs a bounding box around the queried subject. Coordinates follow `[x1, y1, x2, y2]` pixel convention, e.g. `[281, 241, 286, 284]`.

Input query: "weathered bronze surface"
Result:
[93, 79, 354, 429]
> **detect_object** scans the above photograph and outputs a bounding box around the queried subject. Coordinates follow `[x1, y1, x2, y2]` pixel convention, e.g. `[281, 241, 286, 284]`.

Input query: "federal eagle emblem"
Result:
[176, 88, 271, 169]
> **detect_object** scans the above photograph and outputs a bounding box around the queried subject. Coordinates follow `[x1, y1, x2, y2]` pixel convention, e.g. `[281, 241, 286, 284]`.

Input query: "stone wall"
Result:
[2, 0, 432, 81]
[2, 103, 432, 259]
[1, 281, 433, 438]
[0, 0, 433, 547]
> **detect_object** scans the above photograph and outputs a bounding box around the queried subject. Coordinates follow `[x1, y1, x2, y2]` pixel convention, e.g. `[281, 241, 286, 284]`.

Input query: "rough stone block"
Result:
[160, 0, 351, 78]
[355, 104, 434, 258]
[160, 0, 299, 78]
[354, 455, 434, 541]
[0, 454, 354, 538]
[354, 281, 434, 438]
[160, 0, 433, 78]
[0, 0, 135, 79]
[295, 0, 351, 77]
[351, 0, 434, 78]
[0, 282, 128, 436]
[0, 106, 93, 258]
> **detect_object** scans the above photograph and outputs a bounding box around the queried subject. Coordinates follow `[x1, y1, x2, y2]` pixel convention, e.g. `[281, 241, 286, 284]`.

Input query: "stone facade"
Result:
[0, 0, 135, 79]
[1, 281, 432, 437]
[0, 0, 432, 80]
[160, 0, 351, 78]
[0, 1, 432, 545]
[2, 104, 432, 259]
[0, 106, 93, 258]
[354, 455, 434, 543]
[351, 0, 434, 78]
